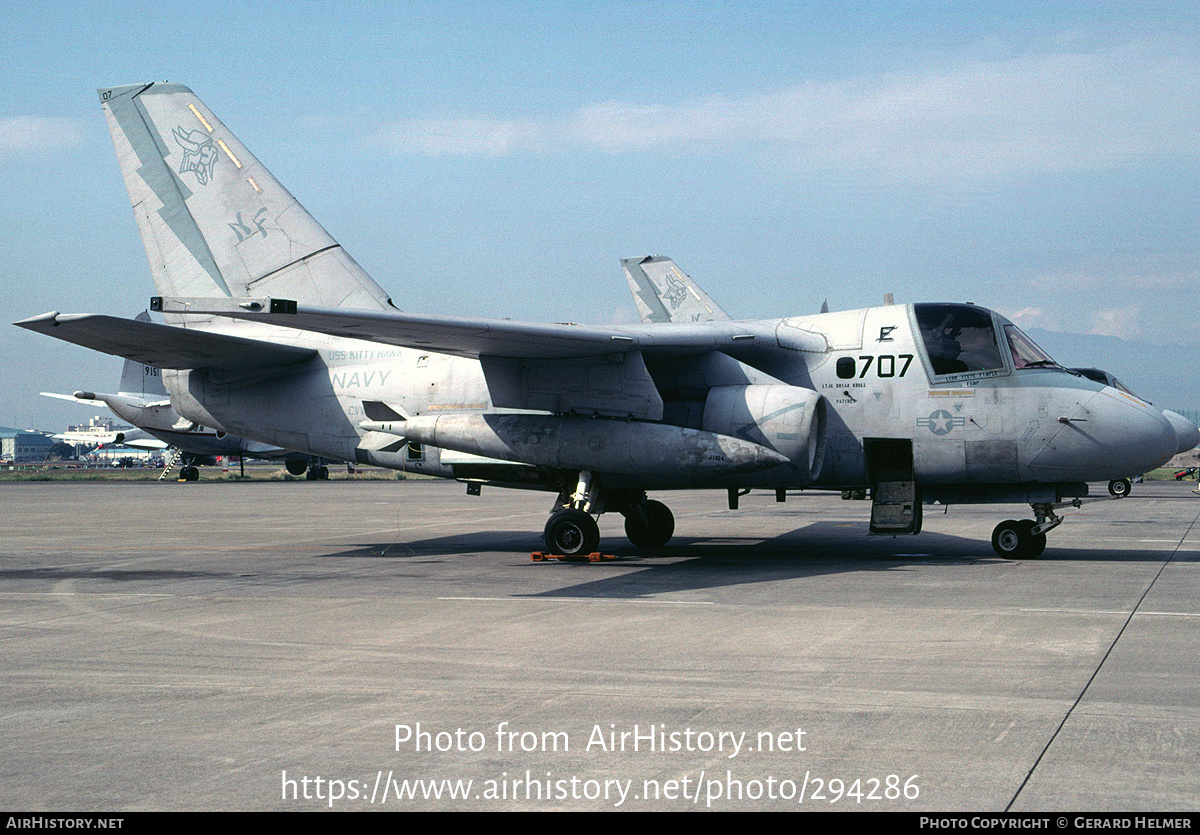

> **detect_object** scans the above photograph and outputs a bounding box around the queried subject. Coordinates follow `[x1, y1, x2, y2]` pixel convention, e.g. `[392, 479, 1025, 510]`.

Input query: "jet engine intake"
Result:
[702, 385, 826, 482]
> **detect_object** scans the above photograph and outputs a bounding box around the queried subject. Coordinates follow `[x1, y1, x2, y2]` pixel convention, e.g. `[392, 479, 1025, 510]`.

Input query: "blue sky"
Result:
[3, 1, 1198, 429]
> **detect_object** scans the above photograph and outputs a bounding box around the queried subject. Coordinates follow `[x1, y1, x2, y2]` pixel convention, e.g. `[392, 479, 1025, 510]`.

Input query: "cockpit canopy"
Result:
[1073, 367, 1140, 398]
[913, 303, 1059, 379]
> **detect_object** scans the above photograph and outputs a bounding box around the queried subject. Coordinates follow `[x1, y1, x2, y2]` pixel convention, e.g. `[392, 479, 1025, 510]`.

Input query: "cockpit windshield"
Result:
[1074, 367, 1140, 398]
[1004, 324, 1058, 369]
[914, 303, 1005, 376]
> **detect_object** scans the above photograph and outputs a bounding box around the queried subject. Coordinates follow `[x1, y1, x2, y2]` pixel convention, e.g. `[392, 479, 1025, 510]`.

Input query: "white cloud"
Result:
[0, 116, 83, 157]
[1086, 306, 1145, 340]
[1003, 306, 1061, 332]
[368, 36, 1199, 183]
[368, 117, 543, 158]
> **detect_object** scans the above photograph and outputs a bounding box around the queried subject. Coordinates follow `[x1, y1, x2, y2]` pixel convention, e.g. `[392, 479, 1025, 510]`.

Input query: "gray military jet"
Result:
[16, 83, 1198, 558]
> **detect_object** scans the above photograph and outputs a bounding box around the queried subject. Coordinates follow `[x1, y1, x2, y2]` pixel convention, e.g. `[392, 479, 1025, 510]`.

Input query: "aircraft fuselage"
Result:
[162, 300, 1182, 504]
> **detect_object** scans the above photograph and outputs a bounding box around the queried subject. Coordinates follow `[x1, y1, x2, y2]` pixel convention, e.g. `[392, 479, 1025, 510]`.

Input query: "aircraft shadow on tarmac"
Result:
[0, 529, 1178, 593]
[313, 519, 1184, 600]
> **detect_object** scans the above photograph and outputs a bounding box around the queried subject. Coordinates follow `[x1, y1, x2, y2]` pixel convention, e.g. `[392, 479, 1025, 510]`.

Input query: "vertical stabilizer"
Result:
[98, 83, 395, 320]
[621, 255, 731, 323]
[117, 312, 170, 398]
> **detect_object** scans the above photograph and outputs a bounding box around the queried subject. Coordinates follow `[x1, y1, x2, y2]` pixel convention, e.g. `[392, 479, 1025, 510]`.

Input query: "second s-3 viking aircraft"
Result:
[17, 83, 1198, 559]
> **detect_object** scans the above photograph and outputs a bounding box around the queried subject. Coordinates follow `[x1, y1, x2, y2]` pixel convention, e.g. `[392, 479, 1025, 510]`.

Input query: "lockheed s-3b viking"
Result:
[16, 84, 1197, 559]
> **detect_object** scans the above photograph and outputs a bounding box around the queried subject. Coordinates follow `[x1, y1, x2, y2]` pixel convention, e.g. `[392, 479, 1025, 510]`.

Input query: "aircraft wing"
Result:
[53, 430, 121, 445]
[150, 297, 811, 360]
[14, 312, 316, 370]
[148, 298, 815, 421]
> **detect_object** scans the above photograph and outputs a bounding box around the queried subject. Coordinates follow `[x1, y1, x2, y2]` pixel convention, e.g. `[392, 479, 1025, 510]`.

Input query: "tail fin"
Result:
[98, 83, 395, 319]
[116, 312, 170, 397]
[621, 255, 731, 323]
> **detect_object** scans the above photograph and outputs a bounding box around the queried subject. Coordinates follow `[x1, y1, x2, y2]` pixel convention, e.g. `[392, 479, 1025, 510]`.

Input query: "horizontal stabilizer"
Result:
[15, 312, 316, 370]
[41, 390, 169, 409]
[41, 391, 114, 408]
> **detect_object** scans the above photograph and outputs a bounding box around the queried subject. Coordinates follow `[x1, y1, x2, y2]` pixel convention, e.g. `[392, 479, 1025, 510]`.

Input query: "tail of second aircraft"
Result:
[99, 83, 395, 321]
[115, 312, 171, 398]
[621, 255, 731, 323]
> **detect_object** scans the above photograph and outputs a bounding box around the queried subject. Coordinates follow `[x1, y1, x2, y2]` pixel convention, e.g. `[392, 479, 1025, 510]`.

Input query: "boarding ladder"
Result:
[159, 447, 181, 481]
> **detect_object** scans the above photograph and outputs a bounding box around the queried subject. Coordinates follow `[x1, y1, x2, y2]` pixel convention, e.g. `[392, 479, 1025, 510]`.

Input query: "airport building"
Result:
[0, 427, 56, 463]
[66, 416, 128, 441]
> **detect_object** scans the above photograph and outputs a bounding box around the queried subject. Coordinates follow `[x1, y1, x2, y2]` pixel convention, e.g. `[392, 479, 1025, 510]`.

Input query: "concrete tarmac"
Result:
[1, 478, 1198, 811]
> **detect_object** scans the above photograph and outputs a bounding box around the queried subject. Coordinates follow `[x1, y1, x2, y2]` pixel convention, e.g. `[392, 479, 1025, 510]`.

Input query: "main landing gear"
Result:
[544, 509, 600, 557]
[623, 499, 674, 548]
[990, 501, 1077, 559]
[161, 449, 204, 481]
[541, 470, 676, 556]
[285, 459, 329, 480]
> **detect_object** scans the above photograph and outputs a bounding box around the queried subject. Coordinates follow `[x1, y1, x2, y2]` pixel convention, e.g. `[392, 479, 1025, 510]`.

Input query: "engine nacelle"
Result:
[702, 385, 826, 482]
[361, 413, 790, 479]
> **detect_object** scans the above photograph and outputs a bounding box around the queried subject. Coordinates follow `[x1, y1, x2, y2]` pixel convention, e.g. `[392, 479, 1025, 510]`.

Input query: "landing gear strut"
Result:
[542, 470, 602, 557]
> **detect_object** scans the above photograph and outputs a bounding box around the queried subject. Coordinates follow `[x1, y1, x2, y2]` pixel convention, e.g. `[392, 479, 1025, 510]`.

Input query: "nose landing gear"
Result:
[1108, 478, 1132, 498]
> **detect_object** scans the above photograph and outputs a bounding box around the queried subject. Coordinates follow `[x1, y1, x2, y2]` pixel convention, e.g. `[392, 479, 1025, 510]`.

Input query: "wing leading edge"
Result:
[149, 296, 827, 361]
[148, 296, 830, 421]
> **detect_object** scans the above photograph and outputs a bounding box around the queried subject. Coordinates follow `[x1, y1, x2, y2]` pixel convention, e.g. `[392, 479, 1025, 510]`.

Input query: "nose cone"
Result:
[1029, 390, 1178, 479]
[1163, 409, 1199, 455]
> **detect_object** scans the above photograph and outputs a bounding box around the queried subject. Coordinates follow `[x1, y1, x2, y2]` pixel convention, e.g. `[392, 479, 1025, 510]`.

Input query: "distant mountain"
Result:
[1028, 328, 1200, 413]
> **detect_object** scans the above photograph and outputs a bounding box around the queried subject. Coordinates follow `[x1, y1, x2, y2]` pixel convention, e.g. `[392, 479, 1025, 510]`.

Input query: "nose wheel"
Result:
[1108, 478, 1132, 497]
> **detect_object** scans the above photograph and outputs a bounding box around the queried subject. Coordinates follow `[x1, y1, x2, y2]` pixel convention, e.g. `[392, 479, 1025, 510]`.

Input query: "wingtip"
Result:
[13, 311, 61, 329]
